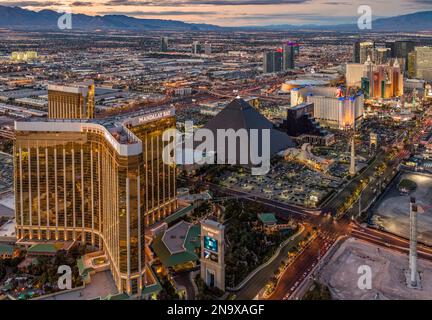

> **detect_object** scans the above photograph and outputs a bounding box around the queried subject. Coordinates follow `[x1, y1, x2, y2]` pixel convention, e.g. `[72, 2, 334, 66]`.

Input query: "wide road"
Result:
[347, 154, 399, 220]
[323, 151, 387, 216]
[351, 223, 432, 261]
[267, 231, 336, 300]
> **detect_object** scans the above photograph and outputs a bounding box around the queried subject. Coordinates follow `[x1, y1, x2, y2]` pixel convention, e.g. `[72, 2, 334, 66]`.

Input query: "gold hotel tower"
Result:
[14, 87, 177, 296]
[48, 81, 95, 119]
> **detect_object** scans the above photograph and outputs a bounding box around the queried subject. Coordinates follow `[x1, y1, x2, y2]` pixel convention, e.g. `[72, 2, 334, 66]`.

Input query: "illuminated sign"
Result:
[123, 109, 175, 127]
[204, 236, 218, 253]
[138, 110, 173, 124]
[202, 226, 220, 237]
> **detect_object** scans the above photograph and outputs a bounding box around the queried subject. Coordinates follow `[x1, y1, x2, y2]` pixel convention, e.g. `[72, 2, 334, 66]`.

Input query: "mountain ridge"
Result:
[0, 5, 431, 32]
[262, 11, 432, 32]
[0, 5, 224, 31]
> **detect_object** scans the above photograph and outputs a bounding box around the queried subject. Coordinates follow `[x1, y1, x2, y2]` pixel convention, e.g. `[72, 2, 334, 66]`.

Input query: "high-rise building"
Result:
[284, 102, 316, 137]
[282, 43, 295, 70]
[262, 43, 296, 73]
[309, 94, 364, 130]
[291, 86, 364, 130]
[392, 40, 417, 70]
[293, 44, 300, 55]
[263, 51, 282, 73]
[48, 81, 95, 120]
[394, 41, 416, 59]
[361, 77, 371, 99]
[263, 52, 273, 73]
[366, 59, 404, 99]
[412, 46, 432, 81]
[385, 41, 396, 58]
[192, 41, 202, 54]
[346, 63, 367, 87]
[348, 57, 404, 99]
[362, 55, 375, 98]
[408, 51, 417, 78]
[359, 41, 375, 64]
[392, 59, 404, 98]
[353, 41, 361, 63]
[374, 48, 391, 65]
[160, 36, 169, 52]
[274, 51, 283, 72]
[13, 106, 177, 296]
[281, 102, 334, 145]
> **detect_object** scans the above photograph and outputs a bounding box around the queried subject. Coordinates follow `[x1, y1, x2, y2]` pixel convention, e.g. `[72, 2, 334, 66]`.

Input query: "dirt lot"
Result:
[319, 238, 432, 300]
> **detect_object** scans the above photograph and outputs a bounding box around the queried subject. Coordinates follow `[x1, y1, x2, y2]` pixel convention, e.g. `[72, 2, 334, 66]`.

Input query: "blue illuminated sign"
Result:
[204, 236, 218, 252]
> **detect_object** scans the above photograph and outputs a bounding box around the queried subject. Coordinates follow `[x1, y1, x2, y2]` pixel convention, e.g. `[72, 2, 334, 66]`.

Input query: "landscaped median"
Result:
[227, 223, 307, 293]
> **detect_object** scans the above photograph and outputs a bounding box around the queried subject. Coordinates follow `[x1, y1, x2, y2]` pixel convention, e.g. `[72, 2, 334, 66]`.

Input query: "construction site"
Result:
[319, 238, 432, 300]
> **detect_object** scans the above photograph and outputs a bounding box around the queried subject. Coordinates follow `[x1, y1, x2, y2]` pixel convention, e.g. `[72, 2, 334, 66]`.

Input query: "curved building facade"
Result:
[14, 108, 177, 296]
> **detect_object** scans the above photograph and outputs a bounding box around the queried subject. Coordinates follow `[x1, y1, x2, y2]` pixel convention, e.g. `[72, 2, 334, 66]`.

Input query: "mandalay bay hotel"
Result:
[13, 81, 177, 296]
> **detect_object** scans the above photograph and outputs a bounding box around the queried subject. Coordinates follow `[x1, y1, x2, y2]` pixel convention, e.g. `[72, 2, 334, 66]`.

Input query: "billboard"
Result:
[204, 236, 218, 252]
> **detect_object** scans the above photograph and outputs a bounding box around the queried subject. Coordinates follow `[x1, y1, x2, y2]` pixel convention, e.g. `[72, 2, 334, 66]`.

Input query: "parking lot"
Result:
[219, 160, 343, 208]
[373, 172, 432, 245]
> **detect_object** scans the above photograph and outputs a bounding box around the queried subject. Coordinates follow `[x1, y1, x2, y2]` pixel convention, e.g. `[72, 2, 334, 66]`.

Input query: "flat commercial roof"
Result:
[258, 213, 277, 225]
[27, 243, 61, 254]
[152, 222, 200, 268]
[162, 221, 190, 254]
[0, 89, 47, 99]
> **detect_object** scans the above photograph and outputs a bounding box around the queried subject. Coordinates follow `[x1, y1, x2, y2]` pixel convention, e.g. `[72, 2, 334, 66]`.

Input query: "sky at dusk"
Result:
[1, 0, 431, 26]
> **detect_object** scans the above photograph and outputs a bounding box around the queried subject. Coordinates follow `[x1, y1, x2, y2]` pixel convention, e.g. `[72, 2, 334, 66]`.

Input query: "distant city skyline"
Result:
[1, 0, 431, 26]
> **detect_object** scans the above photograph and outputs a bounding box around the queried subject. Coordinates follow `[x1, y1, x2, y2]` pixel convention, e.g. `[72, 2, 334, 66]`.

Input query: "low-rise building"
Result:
[152, 221, 201, 273]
